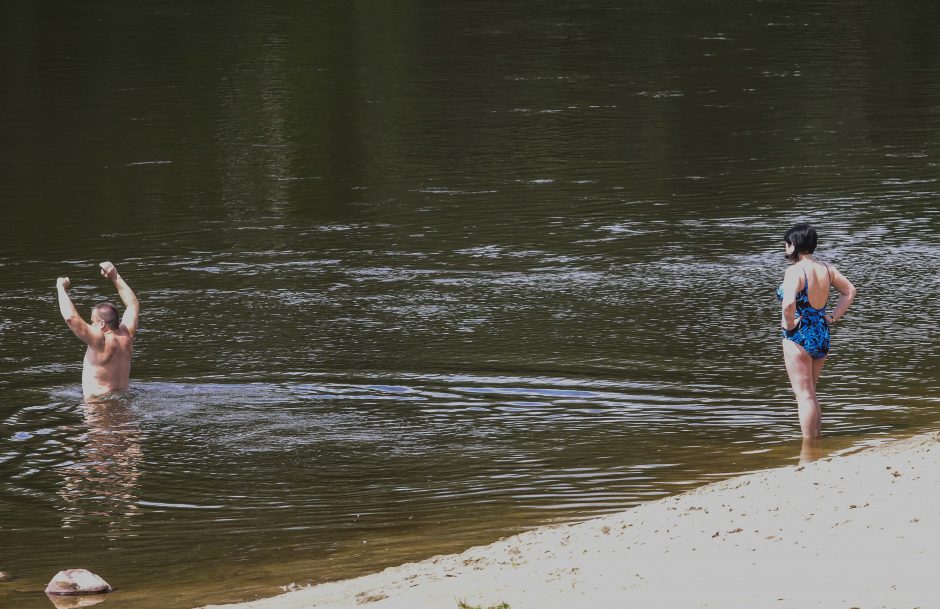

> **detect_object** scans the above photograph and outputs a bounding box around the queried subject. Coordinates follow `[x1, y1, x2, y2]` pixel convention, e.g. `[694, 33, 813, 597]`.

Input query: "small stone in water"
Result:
[45, 569, 112, 596]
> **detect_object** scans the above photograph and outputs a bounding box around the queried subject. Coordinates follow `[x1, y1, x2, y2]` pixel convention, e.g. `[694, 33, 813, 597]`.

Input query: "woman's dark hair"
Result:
[783, 223, 818, 262]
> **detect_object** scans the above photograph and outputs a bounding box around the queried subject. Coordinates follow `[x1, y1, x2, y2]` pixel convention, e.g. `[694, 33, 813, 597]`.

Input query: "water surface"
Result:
[2, 1, 939, 608]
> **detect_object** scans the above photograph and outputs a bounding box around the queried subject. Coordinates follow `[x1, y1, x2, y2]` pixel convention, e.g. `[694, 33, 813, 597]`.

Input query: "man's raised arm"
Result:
[57, 277, 99, 345]
[100, 262, 139, 336]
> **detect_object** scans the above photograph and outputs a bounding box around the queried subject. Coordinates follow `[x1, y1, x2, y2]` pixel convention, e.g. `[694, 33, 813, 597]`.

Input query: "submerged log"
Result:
[45, 569, 112, 596]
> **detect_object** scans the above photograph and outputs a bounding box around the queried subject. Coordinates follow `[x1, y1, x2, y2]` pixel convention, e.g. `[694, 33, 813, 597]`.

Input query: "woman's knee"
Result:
[793, 386, 816, 405]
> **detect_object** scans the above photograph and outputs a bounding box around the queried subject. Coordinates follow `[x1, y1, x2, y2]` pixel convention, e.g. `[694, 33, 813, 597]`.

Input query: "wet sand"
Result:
[201, 431, 940, 609]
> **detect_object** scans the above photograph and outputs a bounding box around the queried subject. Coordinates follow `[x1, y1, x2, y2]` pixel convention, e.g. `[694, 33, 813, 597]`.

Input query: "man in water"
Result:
[57, 262, 139, 400]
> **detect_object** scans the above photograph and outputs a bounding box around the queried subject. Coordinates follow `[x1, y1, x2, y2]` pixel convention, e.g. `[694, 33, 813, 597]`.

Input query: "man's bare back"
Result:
[57, 262, 140, 400]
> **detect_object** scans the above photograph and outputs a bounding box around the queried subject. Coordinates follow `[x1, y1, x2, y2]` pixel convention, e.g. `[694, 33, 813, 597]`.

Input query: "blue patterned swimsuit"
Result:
[776, 267, 830, 359]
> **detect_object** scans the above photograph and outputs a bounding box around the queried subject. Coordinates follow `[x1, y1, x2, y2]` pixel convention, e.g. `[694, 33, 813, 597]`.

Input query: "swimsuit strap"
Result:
[801, 268, 809, 293]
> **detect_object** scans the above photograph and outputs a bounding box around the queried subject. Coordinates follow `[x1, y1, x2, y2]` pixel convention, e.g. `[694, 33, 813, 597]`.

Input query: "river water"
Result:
[2, 2, 939, 608]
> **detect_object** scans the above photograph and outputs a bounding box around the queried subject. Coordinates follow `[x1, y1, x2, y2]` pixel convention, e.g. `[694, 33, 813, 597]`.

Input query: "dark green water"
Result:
[2, 2, 939, 608]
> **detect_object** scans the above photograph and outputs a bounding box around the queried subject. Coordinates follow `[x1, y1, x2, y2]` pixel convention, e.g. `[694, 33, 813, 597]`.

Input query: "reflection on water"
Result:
[1, 0, 940, 608]
[57, 397, 142, 534]
[46, 592, 110, 609]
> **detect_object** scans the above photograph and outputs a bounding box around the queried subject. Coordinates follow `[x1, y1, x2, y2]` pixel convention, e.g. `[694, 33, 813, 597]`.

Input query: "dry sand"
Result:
[202, 431, 940, 609]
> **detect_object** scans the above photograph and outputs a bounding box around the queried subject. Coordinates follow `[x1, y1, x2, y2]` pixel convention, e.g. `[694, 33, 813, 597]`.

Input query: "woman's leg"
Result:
[783, 340, 821, 439]
[810, 356, 827, 429]
[800, 437, 824, 464]
[812, 356, 827, 385]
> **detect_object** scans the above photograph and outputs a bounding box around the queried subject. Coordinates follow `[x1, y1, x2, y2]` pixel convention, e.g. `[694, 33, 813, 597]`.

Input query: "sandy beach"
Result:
[202, 431, 940, 609]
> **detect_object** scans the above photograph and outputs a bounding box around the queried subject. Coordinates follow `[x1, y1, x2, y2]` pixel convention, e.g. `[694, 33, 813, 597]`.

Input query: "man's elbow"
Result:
[63, 314, 84, 329]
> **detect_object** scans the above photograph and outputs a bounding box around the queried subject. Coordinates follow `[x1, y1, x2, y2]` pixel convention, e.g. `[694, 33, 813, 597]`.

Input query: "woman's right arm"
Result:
[827, 266, 857, 324]
[780, 267, 801, 331]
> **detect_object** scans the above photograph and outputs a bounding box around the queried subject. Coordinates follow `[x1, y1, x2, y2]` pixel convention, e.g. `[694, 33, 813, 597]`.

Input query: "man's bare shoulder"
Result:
[93, 329, 134, 355]
[113, 329, 135, 347]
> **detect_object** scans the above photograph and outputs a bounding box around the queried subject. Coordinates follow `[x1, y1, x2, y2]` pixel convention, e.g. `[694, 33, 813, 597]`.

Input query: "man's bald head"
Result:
[92, 303, 120, 330]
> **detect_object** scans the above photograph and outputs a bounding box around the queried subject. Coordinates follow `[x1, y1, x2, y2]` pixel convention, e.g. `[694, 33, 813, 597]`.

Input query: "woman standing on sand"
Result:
[777, 223, 857, 439]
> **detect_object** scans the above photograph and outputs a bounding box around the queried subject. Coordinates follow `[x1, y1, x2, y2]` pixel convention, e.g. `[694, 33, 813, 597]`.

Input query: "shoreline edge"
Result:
[201, 430, 940, 609]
